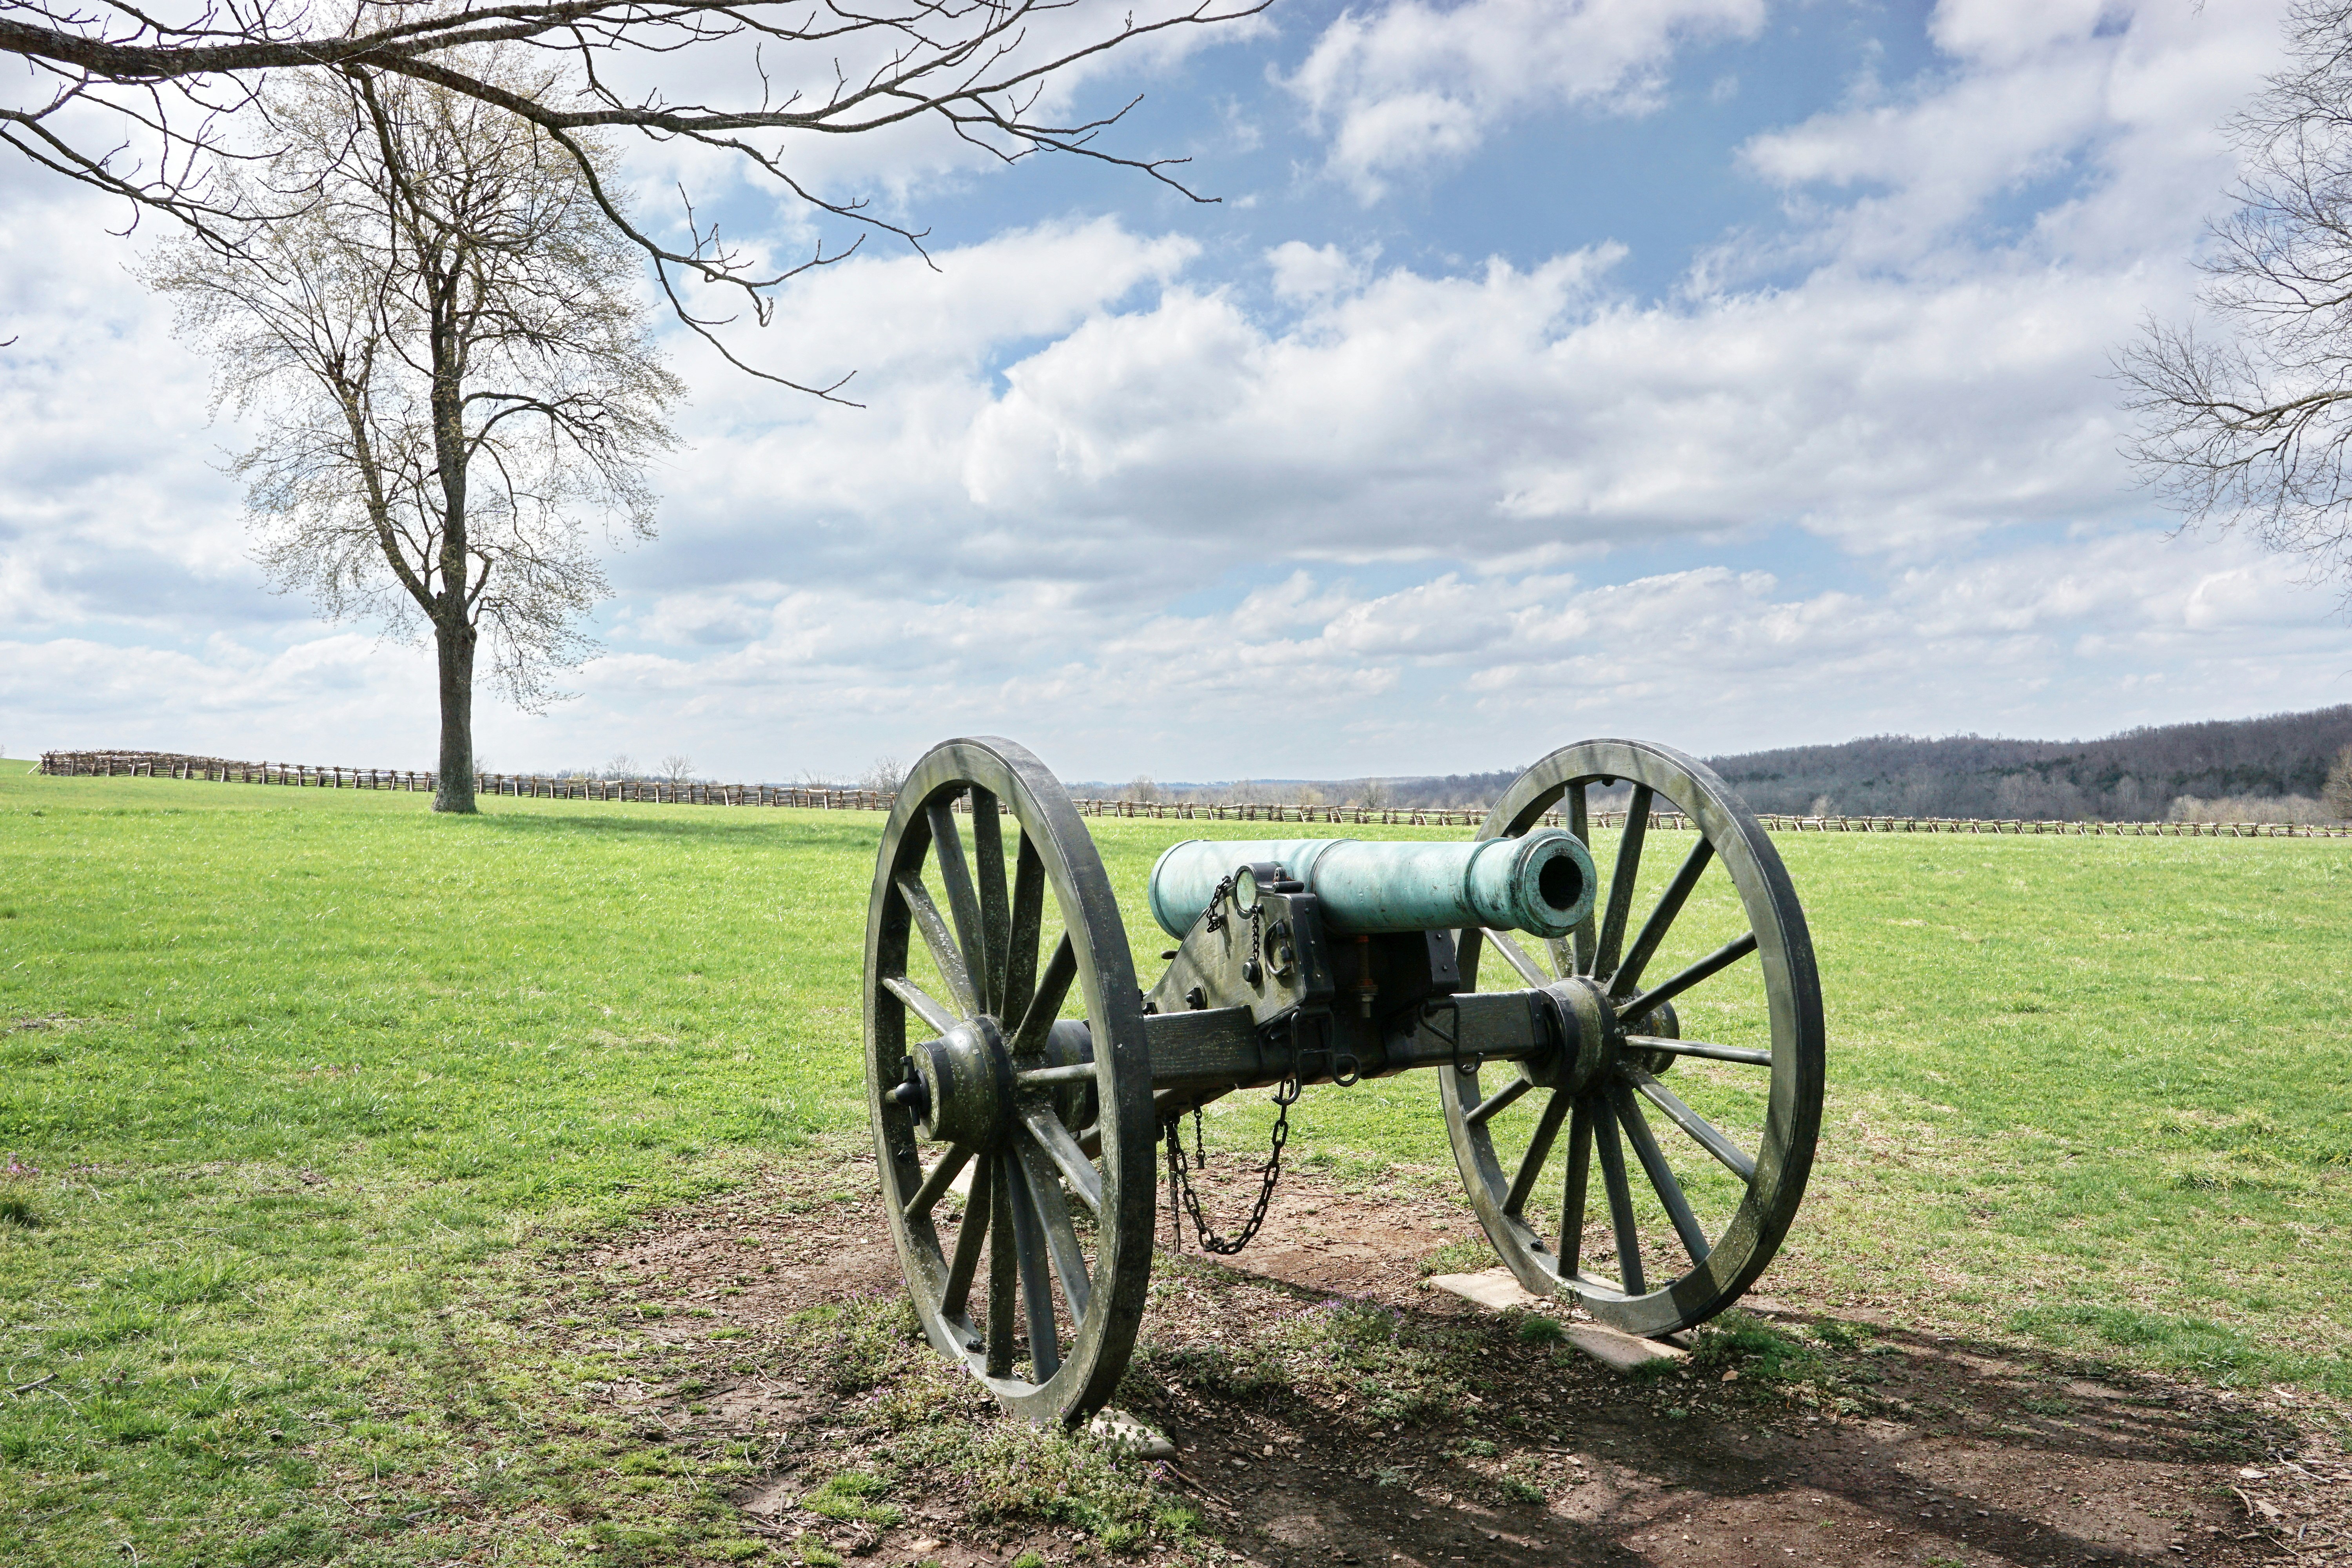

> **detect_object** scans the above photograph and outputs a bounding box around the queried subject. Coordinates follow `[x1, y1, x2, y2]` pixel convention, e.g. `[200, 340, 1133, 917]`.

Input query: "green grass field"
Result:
[4, 761, 2349, 1564]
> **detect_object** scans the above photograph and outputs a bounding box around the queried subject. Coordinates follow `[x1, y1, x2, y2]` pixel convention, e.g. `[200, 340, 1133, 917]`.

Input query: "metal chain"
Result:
[1201, 872, 1267, 982]
[1162, 868, 1285, 1254]
[1164, 1083, 1294, 1256]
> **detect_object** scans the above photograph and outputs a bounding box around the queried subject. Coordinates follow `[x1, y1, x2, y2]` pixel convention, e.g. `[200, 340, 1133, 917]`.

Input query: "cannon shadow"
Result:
[1113, 1160, 2305, 1568]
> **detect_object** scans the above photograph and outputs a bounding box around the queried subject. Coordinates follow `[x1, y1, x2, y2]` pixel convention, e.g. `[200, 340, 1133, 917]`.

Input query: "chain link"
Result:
[1164, 1089, 1292, 1256]
[1161, 868, 1288, 1255]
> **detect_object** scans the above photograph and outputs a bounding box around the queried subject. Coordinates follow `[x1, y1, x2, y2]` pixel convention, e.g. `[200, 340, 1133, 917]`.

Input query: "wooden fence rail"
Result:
[37, 750, 2352, 838]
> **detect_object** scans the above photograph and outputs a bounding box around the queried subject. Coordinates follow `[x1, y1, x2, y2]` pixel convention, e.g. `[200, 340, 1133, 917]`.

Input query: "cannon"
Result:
[864, 736, 1823, 1424]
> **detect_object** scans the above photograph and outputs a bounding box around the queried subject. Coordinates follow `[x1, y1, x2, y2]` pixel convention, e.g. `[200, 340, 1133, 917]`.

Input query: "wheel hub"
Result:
[896, 1016, 1013, 1147]
[1534, 976, 1621, 1094]
[1624, 998, 1681, 1075]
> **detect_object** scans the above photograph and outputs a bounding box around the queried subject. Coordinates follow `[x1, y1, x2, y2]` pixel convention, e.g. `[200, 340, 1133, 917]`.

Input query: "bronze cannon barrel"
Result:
[1146, 830, 1597, 940]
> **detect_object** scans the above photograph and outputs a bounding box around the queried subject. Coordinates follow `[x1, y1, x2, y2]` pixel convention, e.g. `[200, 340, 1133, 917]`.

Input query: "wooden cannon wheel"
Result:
[1440, 739, 1825, 1339]
[862, 737, 1158, 1424]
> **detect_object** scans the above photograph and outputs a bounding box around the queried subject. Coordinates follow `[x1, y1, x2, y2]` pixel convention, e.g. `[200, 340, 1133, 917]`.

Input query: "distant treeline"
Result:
[1363, 704, 2352, 822]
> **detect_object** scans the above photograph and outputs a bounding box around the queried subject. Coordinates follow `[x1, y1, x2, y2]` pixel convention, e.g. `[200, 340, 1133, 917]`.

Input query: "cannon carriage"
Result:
[863, 735, 1824, 1425]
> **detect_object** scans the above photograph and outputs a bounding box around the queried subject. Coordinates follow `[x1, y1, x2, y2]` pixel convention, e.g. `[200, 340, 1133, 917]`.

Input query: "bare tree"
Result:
[145, 60, 681, 813]
[1121, 773, 1160, 803]
[2327, 744, 2352, 818]
[660, 753, 694, 784]
[4, 0, 1261, 378]
[860, 755, 905, 796]
[2118, 2, 2352, 601]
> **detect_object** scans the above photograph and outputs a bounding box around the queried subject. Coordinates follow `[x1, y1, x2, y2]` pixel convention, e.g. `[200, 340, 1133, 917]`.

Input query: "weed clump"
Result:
[870, 1355, 989, 1430]
[1133, 1341, 1285, 1400]
[953, 1421, 1195, 1550]
[117, 1257, 243, 1307]
[790, 1293, 924, 1393]
[1811, 1319, 1868, 1352]
[1262, 1297, 1452, 1423]
[1684, 1312, 1821, 1382]
[1417, 1238, 1493, 1278]
[0, 1152, 40, 1230]
[90, 1394, 171, 1444]
[47, 1306, 156, 1352]
[1513, 1312, 1566, 1345]
[801, 1470, 903, 1527]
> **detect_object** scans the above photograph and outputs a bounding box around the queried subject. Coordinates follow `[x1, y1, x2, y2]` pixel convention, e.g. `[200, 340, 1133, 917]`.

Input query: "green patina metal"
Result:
[1145, 831, 1597, 939]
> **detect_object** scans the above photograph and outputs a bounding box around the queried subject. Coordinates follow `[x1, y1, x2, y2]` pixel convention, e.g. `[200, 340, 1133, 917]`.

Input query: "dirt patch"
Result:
[518, 1144, 2349, 1566]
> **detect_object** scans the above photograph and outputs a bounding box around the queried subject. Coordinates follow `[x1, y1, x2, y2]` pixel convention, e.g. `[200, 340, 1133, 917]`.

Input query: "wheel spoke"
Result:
[944, 1153, 995, 1320]
[1593, 1105, 1646, 1296]
[1611, 1082, 1709, 1267]
[1464, 1074, 1533, 1127]
[1008, 933, 1076, 1059]
[1565, 783, 1595, 974]
[969, 788, 1009, 1016]
[1482, 928, 1550, 989]
[905, 1143, 973, 1220]
[1454, 927, 1487, 987]
[1003, 831, 1045, 1026]
[897, 874, 978, 1018]
[1626, 1035, 1770, 1067]
[1004, 1151, 1060, 1380]
[1544, 935, 1575, 978]
[882, 975, 960, 1036]
[1617, 930, 1758, 1025]
[1559, 1096, 1593, 1275]
[1504, 1090, 1570, 1217]
[1612, 836, 1715, 998]
[1014, 1134, 1092, 1320]
[985, 1157, 1016, 1376]
[1014, 1063, 1097, 1089]
[1019, 1103, 1104, 1215]
[1594, 783, 1651, 980]
[926, 801, 988, 1007]
[1626, 1066, 1757, 1181]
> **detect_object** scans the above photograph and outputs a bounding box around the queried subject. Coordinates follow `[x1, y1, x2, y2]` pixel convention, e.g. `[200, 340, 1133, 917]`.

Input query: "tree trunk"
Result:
[432, 618, 479, 813]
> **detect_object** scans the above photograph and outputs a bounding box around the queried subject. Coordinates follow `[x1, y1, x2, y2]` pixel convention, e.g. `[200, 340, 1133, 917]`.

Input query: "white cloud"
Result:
[1267, 241, 1371, 300]
[1284, 0, 1765, 199]
[542, 529, 2346, 777]
[0, 179, 267, 634]
[1736, 0, 2290, 270]
[7, 509, 2339, 780]
[0, 631, 437, 758]
[761, 236, 2164, 583]
[4, 0, 2345, 785]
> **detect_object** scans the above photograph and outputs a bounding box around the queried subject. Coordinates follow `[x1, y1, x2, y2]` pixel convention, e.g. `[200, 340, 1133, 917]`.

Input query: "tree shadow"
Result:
[470, 809, 880, 846]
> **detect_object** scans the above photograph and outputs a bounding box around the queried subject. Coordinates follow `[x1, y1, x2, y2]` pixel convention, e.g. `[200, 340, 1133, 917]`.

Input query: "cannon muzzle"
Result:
[1147, 830, 1596, 940]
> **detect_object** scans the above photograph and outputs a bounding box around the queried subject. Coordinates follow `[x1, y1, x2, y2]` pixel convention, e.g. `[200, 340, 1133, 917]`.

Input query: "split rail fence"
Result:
[38, 749, 2352, 838]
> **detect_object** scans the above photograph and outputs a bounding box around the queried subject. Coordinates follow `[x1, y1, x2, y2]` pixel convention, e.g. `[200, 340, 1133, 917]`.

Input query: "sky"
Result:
[4, 0, 2348, 784]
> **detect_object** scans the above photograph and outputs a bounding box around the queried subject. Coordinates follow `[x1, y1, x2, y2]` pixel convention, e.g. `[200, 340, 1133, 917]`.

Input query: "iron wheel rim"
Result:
[1439, 738, 1825, 1339]
[863, 736, 1155, 1424]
